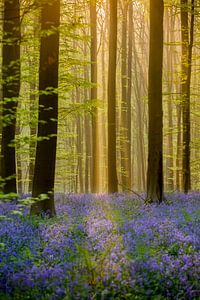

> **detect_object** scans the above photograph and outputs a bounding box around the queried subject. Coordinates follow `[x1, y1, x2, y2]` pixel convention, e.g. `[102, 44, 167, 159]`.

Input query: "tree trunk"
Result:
[76, 88, 84, 193]
[16, 125, 23, 194]
[132, 19, 146, 191]
[101, 13, 107, 192]
[90, 1, 100, 193]
[28, 81, 37, 193]
[146, 0, 164, 203]
[166, 8, 174, 191]
[176, 104, 182, 190]
[127, 3, 133, 189]
[84, 41, 91, 193]
[28, 21, 38, 194]
[120, 3, 131, 190]
[30, 0, 60, 216]
[181, 0, 194, 193]
[107, 0, 118, 193]
[1, 0, 20, 195]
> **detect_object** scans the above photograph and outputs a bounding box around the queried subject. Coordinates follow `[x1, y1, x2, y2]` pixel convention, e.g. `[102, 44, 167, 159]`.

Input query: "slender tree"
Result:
[30, 0, 60, 216]
[84, 40, 91, 193]
[120, 2, 131, 190]
[132, 16, 147, 191]
[107, 0, 118, 192]
[29, 80, 37, 193]
[75, 87, 84, 193]
[165, 7, 175, 191]
[127, 2, 133, 188]
[28, 21, 38, 193]
[146, 0, 164, 203]
[181, 0, 195, 193]
[90, 0, 100, 193]
[0, 0, 20, 195]
[180, 0, 189, 193]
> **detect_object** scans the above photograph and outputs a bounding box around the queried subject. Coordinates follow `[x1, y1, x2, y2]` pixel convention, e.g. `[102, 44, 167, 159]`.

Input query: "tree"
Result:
[181, 0, 195, 193]
[165, 7, 175, 191]
[30, 0, 60, 216]
[107, 0, 118, 193]
[132, 7, 147, 191]
[90, 0, 100, 193]
[0, 0, 20, 195]
[146, 0, 164, 203]
[83, 37, 92, 193]
[120, 1, 131, 190]
[127, 2, 133, 189]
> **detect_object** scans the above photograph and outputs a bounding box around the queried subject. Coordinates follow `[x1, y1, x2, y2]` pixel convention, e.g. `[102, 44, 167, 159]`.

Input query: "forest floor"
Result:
[0, 192, 200, 299]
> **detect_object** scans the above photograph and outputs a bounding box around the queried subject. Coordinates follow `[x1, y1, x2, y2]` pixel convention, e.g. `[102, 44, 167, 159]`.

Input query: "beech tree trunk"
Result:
[127, 3, 133, 189]
[166, 8, 174, 191]
[181, 0, 194, 193]
[16, 125, 23, 194]
[84, 42, 91, 193]
[176, 104, 182, 190]
[120, 3, 131, 190]
[107, 0, 118, 193]
[28, 81, 37, 193]
[30, 0, 60, 216]
[76, 87, 84, 193]
[146, 0, 164, 203]
[90, 0, 100, 193]
[1, 0, 20, 195]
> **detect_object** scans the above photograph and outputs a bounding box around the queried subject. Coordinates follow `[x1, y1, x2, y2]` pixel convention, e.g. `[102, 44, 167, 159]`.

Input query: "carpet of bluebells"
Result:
[0, 192, 200, 299]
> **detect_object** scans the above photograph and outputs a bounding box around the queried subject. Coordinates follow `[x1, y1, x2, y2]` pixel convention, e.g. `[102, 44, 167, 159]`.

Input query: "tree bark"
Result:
[181, 0, 194, 193]
[127, 3, 133, 189]
[166, 8, 174, 191]
[107, 0, 118, 193]
[76, 88, 84, 193]
[16, 125, 23, 194]
[30, 0, 60, 216]
[84, 41, 91, 193]
[120, 3, 131, 190]
[176, 104, 182, 190]
[90, 0, 100, 193]
[146, 0, 164, 203]
[28, 81, 37, 193]
[1, 0, 20, 195]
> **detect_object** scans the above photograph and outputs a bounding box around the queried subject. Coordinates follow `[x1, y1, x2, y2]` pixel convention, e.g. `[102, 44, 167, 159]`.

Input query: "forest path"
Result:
[77, 196, 130, 288]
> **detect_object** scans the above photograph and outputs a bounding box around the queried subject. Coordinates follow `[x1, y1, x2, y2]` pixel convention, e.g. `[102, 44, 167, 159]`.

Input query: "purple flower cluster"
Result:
[0, 192, 199, 299]
[119, 192, 200, 298]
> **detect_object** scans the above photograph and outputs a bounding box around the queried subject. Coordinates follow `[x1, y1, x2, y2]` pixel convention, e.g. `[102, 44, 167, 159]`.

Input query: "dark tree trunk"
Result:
[181, 0, 194, 193]
[1, 0, 20, 195]
[107, 0, 118, 193]
[30, 0, 60, 216]
[146, 0, 164, 203]
[90, 0, 100, 193]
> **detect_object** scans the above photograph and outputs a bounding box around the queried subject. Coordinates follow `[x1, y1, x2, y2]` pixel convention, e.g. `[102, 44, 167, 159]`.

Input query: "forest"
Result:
[0, 0, 200, 299]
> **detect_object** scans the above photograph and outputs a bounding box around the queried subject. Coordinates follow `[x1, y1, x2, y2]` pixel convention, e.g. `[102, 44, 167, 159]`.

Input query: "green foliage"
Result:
[168, 242, 180, 256]
[181, 208, 192, 222]
[0, 191, 18, 202]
